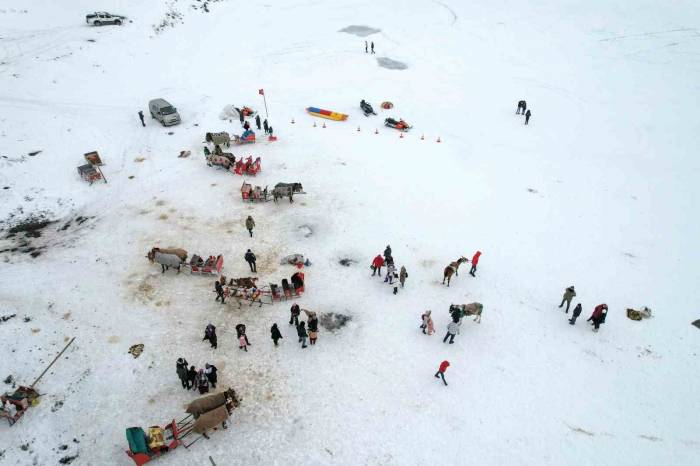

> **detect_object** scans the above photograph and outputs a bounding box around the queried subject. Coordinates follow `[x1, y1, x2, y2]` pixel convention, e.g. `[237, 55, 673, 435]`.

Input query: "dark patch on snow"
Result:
[3, 374, 14, 385]
[692, 319, 700, 330]
[86, 39, 96, 43]
[1, 314, 16, 323]
[319, 312, 351, 331]
[59, 455, 78, 464]
[339, 25, 380, 37]
[51, 400, 64, 412]
[339, 258, 356, 267]
[58, 445, 68, 451]
[527, 188, 538, 194]
[622, 251, 636, 258]
[298, 225, 313, 238]
[23, 316, 31, 322]
[3, 186, 9, 189]
[7, 215, 55, 238]
[377, 57, 407, 70]
[27, 150, 41, 156]
[0, 213, 96, 259]
[20, 443, 29, 451]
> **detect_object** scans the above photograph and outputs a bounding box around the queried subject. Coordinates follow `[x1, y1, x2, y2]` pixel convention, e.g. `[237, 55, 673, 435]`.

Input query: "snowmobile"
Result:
[384, 117, 411, 132]
[360, 100, 376, 116]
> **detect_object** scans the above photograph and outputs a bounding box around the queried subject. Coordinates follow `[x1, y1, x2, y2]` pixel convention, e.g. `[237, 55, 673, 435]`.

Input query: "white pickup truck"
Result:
[85, 12, 126, 26]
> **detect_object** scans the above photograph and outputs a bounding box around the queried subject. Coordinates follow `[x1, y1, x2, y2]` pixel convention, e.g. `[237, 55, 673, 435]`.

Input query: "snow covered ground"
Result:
[1, 0, 699, 464]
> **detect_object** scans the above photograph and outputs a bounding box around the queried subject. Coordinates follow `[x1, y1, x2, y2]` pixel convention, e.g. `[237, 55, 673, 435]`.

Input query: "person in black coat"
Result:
[517, 100, 527, 115]
[203, 324, 217, 349]
[214, 280, 225, 304]
[271, 323, 283, 346]
[525, 109, 531, 125]
[236, 323, 250, 345]
[244, 249, 257, 272]
[176, 358, 189, 388]
[296, 321, 308, 348]
[263, 119, 269, 134]
[289, 303, 301, 326]
[186, 365, 198, 390]
[255, 114, 261, 130]
[138, 110, 145, 127]
[307, 314, 318, 333]
[205, 363, 218, 388]
[384, 245, 392, 259]
[238, 108, 244, 123]
[569, 303, 582, 325]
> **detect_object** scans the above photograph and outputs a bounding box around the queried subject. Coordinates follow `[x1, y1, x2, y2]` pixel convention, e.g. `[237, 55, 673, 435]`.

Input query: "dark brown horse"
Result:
[442, 257, 467, 287]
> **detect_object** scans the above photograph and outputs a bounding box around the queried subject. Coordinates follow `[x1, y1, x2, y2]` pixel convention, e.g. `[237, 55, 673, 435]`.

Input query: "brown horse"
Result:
[228, 277, 258, 288]
[442, 257, 467, 287]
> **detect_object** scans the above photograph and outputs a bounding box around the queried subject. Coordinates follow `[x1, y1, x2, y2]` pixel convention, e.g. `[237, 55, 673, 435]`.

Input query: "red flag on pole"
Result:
[258, 89, 264, 96]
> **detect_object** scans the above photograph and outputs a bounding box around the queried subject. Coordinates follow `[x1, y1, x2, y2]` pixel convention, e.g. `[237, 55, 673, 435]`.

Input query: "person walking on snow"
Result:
[235, 323, 250, 346]
[239, 334, 248, 352]
[365, 40, 368, 53]
[427, 314, 435, 335]
[245, 215, 255, 237]
[469, 251, 482, 277]
[385, 263, 396, 283]
[297, 321, 308, 348]
[420, 311, 431, 334]
[271, 323, 283, 346]
[371, 254, 385, 276]
[392, 272, 399, 295]
[263, 119, 269, 134]
[197, 369, 210, 394]
[443, 319, 461, 344]
[244, 249, 257, 272]
[203, 324, 217, 349]
[289, 303, 301, 326]
[308, 314, 319, 345]
[516, 100, 527, 115]
[176, 358, 189, 388]
[186, 365, 198, 390]
[525, 109, 531, 125]
[399, 266, 408, 288]
[559, 286, 576, 312]
[255, 114, 261, 130]
[238, 108, 244, 124]
[204, 363, 218, 388]
[569, 303, 582, 325]
[138, 110, 145, 127]
[214, 280, 225, 304]
[384, 245, 392, 260]
[434, 360, 450, 386]
[371, 41, 375, 54]
[587, 304, 608, 332]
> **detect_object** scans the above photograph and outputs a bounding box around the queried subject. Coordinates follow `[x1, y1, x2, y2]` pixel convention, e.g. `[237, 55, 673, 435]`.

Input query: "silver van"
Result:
[148, 98, 181, 126]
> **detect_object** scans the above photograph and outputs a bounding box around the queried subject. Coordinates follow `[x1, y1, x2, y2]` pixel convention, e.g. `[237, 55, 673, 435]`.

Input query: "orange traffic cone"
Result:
[437, 136, 441, 143]
[322, 122, 326, 128]
[291, 118, 295, 124]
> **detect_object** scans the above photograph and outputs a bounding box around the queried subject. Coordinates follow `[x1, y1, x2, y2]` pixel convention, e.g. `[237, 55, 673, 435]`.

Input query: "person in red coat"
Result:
[469, 251, 482, 277]
[434, 360, 450, 386]
[371, 254, 385, 276]
[587, 304, 608, 331]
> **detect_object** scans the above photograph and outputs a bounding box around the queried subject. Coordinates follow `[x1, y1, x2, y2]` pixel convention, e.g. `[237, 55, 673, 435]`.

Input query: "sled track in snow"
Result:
[433, 1, 457, 26]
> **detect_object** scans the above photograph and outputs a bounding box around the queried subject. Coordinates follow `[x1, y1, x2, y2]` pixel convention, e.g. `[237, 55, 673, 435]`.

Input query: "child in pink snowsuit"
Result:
[239, 335, 248, 352]
[427, 315, 435, 335]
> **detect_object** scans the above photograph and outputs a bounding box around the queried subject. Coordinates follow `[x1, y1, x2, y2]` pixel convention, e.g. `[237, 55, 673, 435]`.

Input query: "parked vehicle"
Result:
[148, 99, 181, 126]
[86, 12, 126, 26]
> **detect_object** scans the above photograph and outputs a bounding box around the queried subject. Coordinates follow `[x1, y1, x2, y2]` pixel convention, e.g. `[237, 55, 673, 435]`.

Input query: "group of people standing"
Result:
[288, 303, 319, 348]
[558, 286, 609, 332]
[371, 245, 408, 295]
[176, 358, 218, 395]
[364, 40, 376, 54]
[516, 100, 532, 125]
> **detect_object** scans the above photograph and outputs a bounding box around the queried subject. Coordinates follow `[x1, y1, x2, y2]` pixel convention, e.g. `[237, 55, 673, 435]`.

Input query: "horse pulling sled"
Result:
[204, 148, 262, 176]
[221, 271, 305, 307]
[125, 388, 239, 466]
[384, 118, 412, 132]
[272, 182, 304, 203]
[147, 248, 223, 275]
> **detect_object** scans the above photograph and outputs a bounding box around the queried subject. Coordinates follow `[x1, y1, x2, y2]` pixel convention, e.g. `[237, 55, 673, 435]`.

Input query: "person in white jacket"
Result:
[443, 319, 461, 344]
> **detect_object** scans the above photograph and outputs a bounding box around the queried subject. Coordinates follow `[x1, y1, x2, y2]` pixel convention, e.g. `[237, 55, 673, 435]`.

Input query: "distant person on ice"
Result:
[371, 41, 375, 54]
[371, 254, 385, 276]
[205, 363, 218, 388]
[138, 110, 145, 127]
[399, 266, 408, 288]
[297, 321, 308, 348]
[214, 280, 225, 304]
[469, 250, 482, 277]
[587, 304, 608, 332]
[420, 310, 431, 334]
[263, 119, 269, 134]
[434, 360, 450, 386]
[559, 286, 576, 312]
[516, 100, 527, 115]
[384, 245, 392, 260]
[244, 249, 257, 272]
[176, 358, 188, 388]
[245, 215, 255, 237]
[187, 365, 197, 390]
[525, 109, 531, 125]
[255, 114, 261, 130]
[365, 40, 368, 53]
[569, 303, 582, 325]
[236, 323, 250, 346]
[271, 323, 283, 346]
[203, 323, 217, 349]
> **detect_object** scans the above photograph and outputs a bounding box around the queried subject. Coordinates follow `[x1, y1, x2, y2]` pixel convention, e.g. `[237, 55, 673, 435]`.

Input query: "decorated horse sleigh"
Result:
[147, 248, 223, 276]
[220, 271, 305, 307]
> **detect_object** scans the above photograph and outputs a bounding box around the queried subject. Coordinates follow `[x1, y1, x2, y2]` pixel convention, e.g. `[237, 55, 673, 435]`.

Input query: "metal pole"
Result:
[262, 93, 269, 120]
[30, 337, 75, 388]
